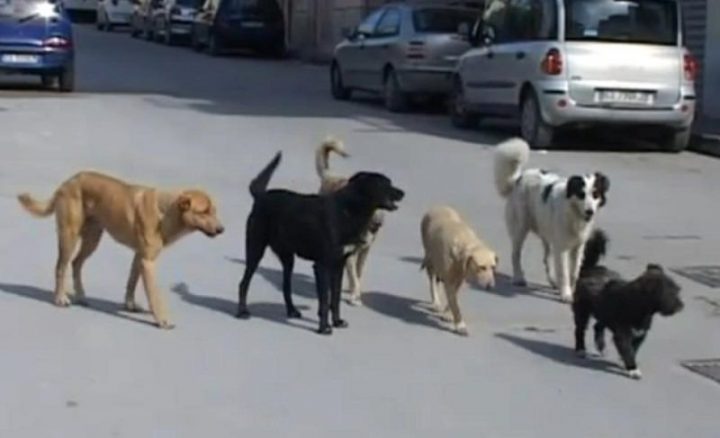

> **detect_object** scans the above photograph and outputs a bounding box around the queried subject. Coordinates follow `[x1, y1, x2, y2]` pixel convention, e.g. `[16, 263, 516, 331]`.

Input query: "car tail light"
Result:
[684, 52, 698, 81]
[44, 36, 71, 49]
[406, 40, 425, 60]
[541, 48, 562, 75]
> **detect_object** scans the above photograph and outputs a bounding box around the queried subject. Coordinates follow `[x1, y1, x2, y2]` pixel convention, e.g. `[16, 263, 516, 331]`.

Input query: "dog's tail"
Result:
[582, 229, 609, 269]
[249, 152, 282, 199]
[17, 192, 56, 218]
[494, 137, 530, 198]
[315, 137, 348, 179]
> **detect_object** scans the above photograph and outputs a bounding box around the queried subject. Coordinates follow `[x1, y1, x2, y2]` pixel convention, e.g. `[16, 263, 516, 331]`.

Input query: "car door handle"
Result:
[516, 51, 526, 59]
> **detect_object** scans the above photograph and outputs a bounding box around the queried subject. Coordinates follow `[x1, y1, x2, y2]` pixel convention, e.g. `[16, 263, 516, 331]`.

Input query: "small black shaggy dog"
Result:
[573, 230, 684, 379]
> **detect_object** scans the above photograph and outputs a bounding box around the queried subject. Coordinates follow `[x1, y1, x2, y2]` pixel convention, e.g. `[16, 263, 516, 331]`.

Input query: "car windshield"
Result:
[0, 0, 52, 19]
[224, 0, 281, 18]
[565, 0, 678, 45]
[413, 7, 477, 33]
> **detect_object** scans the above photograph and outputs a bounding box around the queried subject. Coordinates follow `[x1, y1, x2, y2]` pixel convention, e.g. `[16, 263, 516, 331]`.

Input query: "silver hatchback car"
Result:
[331, 2, 479, 112]
[452, 0, 697, 151]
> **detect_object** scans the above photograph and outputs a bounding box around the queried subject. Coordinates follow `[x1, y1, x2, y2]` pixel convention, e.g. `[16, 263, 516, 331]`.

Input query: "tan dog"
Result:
[316, 137, 384, 306]
[17, 171, 224, 329]
[421, 206, 498, 335]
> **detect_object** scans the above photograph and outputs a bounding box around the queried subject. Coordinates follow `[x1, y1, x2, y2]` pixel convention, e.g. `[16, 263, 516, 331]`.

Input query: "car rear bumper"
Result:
[536, 86, 695, 129]
[396, 66, 454, 94]
[0, 49, 73, 74]
[215, 24, 284, 48]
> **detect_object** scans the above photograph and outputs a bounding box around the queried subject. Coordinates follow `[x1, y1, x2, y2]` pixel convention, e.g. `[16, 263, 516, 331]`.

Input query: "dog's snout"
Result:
[216, 225, 225, 235]
[584, 209, 594, 219]
[393, 188, 405, 201]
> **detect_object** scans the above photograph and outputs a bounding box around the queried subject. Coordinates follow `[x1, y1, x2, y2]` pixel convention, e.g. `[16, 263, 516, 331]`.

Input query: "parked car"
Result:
[330, 3, 478, 112]
[451, 0, 697, 152]
[190, 0, 285, 57]
[0, 0, 75, 91]
[150, 0, 201, 45]
[96, 0, 133, 31]
[129, 0, 160, 39]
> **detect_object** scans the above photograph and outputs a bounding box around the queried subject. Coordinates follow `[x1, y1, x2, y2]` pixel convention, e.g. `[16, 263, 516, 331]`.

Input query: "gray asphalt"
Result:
[1, 25, 719, 437]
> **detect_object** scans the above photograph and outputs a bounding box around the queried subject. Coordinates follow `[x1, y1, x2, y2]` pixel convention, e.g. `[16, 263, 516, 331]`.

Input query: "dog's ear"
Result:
[178, 194, 192, 212]
[566, 176, 585, 199]
[593, 172, 610, 207]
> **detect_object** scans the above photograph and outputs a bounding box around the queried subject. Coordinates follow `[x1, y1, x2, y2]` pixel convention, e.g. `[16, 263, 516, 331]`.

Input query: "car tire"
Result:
[330, 62, 351, 101]
[144, 23, 153, 41]
[164, 24, 175, 46]
[190, 27, 202, 51]
[130, 22, 140, 38]
[520, 90, 555, 149]
[383, 69, 409, 113]
[58, 66, 75, 93]
[96, 15, 103, 30]
[661, 128, 691, 153]
[41, 74, 55, 89]
[449, 76, 480, 129]
[207, 32, 222, 56]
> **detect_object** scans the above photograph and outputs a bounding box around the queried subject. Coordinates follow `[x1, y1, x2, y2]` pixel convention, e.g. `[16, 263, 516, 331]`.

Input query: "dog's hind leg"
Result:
[71, 220, 104, 306]
[345, 252, 362, 306]
[330, 261, 348, 329]
[511, 228, 529, 286]
[593, 322, 606, 356]
[278, 252, 302, 319]
[53, 199, 83, 307]
[124, 254, 143, 312]
[313, 263, 332, 335]
[573, 306, 590, 357]
[426, 268, 443, 312]
[236, 217, 267, 319]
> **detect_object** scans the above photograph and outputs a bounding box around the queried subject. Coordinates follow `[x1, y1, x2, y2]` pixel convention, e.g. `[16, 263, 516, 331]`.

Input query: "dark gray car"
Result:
[331, 2, 480, 112]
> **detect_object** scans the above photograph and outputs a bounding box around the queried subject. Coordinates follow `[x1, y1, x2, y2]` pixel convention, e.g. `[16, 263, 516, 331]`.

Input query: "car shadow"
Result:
[0, 282, 156, 327]
[225, 257, 317, 299]
[170, 282, 313, 331]
[361, 290, 457, 335]
[495, 332, 628, 378]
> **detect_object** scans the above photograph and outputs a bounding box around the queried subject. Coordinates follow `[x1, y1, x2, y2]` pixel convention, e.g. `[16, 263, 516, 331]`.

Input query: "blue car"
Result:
[0, 0, 74, 91]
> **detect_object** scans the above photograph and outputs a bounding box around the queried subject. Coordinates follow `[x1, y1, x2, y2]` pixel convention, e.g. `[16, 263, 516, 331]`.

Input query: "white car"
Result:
[96, 0, 133, 31]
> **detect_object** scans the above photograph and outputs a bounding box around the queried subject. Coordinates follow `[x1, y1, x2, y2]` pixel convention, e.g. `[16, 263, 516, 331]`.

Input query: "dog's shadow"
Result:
[170, 282, 312, 330]
[495, 332, 628, 378]
[398, 255, 561, 302]
[362, 291, 458, 335]
[225, 257, 317, 299]
[0, 282, 157, 327]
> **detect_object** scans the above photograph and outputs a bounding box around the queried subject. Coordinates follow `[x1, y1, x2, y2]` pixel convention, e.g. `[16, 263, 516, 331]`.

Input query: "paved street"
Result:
[1, 25, 719, 437]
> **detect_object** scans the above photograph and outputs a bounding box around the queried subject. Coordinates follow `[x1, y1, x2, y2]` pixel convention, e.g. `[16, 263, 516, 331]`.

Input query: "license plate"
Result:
[598, 90, 654, 105]
[1, 54, 39, 64]
[242, 21, 264, 28]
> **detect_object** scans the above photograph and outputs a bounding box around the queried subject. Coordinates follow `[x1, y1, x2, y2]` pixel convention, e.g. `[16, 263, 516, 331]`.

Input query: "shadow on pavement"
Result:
[171, 282, 312, 331]
[225, 257, 317, 299]
[362, 290, 457, 335]
[0, 282, 156, 327]
[495, 332, 627, 378]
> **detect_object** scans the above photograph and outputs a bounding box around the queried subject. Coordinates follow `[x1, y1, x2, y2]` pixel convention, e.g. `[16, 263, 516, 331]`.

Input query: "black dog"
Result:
[237, 152, 404, 335]
[573, 230, 684, 379]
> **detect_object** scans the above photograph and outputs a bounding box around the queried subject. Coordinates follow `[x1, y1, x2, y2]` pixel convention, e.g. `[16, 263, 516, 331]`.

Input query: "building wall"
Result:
[702, 1, 719, 119]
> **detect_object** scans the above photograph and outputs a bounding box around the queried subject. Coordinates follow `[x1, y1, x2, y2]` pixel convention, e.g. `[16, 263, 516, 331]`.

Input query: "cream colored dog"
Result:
[17, 171, 224, 329]
[315, 137, 384, 306]
[421, 206, 498, 335]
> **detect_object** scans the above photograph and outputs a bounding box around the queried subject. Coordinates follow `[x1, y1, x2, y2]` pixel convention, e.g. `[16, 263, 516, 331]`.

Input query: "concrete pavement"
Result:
[0, 25, 719, 437]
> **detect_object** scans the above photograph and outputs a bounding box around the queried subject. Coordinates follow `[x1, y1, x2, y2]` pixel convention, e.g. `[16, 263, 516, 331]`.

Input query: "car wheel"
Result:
[449, 76, 479, 129]
[383, 69, 409, 112]
[96, 14, 103, 30]
[41, 74, 55, 89]
[520, 90, 555, 149]
[144, 22, 153, 41]
[661, 128, 691, 153]
[164, 24, 175, 45]
[330, 62, 351, 101]
[130, 20, 140, 38]
[207, 32, 222, 56]
[58, 66, 75, 93]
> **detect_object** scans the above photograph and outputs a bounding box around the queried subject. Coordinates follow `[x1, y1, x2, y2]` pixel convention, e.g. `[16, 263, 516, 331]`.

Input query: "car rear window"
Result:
[412, 7, 477, 33]
[0, 0, 49, 19]
[223, 0, 282, 18]
[565, 0, 678, 45]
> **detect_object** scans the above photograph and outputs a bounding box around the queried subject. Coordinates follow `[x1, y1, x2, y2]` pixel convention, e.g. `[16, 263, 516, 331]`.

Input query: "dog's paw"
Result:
[235, 309, 251, 319]
[559, 292, 574, 304]
[156, 320, 176, 330]
[286, 308, 302, 319]
[123, 301, 144, 313]
[317, 326, 333, 335]
[627, 369, 642, 380]
[333, 319, 349, 329]
[347, 296, 362, 307]
[54, 295, 72, 307]
[455, 322, 469, 336]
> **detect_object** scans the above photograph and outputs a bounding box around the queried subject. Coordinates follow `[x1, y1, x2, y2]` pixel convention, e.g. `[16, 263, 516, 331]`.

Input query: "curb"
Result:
[690, 134, 720, 158]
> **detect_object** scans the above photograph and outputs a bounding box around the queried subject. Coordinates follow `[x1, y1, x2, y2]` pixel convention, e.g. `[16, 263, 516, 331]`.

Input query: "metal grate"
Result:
[682, 359, 720, 385]
[672, 266, 720, 288]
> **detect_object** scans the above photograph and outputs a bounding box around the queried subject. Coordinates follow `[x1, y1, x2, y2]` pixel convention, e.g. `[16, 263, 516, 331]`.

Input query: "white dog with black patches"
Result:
[493, 138, 610, 302]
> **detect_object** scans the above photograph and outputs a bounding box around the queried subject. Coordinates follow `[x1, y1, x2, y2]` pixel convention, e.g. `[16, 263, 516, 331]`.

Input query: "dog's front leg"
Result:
[613, 328, 641, 379]
[542, 240, 556, 288]
[593, 322, 606, 356]
[445, 279, 467, 336]
[124, 254, 144, 313]
[140, 255, 174, 330]
[553, 250, 572, 302]
[313, 264, 332, 335]
[330, 261, 348, 329]
[568, 244, 585, 289]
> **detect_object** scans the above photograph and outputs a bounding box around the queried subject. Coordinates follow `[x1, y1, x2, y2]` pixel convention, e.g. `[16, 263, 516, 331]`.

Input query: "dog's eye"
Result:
[592, 190, 600, 199]
[577, 192, 586, 200]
